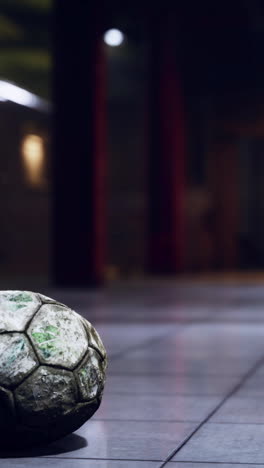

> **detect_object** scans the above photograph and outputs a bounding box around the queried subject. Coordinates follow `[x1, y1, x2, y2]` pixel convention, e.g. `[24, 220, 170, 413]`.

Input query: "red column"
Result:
[147, 16, 186, 274]
[52, 1, 106, 286]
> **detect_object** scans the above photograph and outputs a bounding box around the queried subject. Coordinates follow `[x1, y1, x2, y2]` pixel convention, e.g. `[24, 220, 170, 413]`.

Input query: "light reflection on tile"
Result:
[108, 354, 257, 376]
[1, 461, 160, 468]
[105, 374, 239, 396]
[94, 323, 181, 356]
[132, 323, 264, 359]
[106, 323, 264, 377]
[95, 393, 221, 422]
[44, 283, 264, 324]
[46, 420, 196, 461]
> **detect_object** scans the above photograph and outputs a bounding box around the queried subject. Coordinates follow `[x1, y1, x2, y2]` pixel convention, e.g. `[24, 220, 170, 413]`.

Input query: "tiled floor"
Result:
[3, 278, 264, 466]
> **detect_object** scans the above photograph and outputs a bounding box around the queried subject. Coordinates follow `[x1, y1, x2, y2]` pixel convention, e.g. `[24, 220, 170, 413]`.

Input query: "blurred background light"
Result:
[21, 134, 45, 187]
[103, 28, 124, 47]
[0, 80, 50, 111]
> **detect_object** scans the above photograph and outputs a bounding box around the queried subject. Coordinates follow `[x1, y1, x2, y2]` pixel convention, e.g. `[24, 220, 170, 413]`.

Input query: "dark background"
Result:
[1, 0, 264, 286]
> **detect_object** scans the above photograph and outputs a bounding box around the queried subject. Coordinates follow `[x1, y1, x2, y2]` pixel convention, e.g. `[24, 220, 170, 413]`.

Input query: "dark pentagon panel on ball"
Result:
[0, 290, 107, 448]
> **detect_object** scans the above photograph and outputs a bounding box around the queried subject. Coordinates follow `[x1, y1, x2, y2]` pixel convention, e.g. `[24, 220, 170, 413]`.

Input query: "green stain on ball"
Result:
[7, 292, 33, 310]
[2, 338, 25, 367]
[80, 369, 87, 376]
[32, 325, 60, 359]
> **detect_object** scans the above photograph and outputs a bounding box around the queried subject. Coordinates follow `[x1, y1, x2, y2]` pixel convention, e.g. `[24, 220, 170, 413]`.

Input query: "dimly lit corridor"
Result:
[2, 0, 264, 465]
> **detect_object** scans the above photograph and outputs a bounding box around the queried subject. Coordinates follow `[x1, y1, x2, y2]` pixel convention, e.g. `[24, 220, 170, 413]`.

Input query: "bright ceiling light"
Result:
[0, 80, 50, 112]
[103, 29, 124, 47]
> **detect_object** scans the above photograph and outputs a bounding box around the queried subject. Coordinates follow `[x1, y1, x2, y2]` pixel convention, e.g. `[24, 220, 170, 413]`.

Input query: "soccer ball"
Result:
[0, 290, 107, 448]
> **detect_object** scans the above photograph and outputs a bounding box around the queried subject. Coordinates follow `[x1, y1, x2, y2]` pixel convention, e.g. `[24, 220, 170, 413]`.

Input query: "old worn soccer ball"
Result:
[0, 290, 107, 448]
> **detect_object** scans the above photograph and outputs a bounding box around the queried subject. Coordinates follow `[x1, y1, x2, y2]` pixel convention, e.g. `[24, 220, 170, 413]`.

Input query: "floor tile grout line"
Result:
[206, 421, 264, 426]
[168, 461, 264, 465]
[159, 352, 264, 468]
[207, 394, 264, 400]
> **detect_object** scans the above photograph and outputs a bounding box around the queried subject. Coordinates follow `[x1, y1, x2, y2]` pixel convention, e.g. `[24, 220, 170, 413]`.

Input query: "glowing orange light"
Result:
[21, 134, 45, 187]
